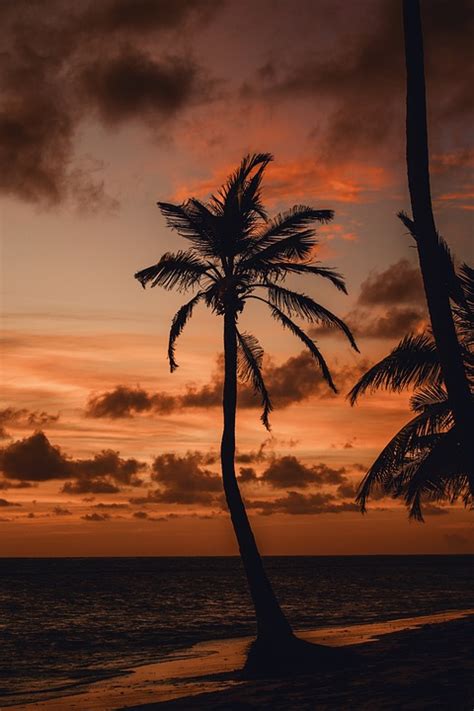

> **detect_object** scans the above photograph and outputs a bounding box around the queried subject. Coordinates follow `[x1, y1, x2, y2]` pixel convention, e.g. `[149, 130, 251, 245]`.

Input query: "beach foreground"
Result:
[9, 610, 474, 710]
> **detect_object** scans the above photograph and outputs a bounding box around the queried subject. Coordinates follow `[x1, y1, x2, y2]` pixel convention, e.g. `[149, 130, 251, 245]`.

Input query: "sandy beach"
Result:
[8, 609, 474, 711]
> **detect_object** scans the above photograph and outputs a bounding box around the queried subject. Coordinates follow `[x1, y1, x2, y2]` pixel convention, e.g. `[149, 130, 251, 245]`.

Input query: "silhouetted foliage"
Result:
[349, 262, 473, 521]
[402, 0, 473, 464]
[349, 1, 474, 523]
[136, 153, 355, 659]
[136, 153, 357, 429]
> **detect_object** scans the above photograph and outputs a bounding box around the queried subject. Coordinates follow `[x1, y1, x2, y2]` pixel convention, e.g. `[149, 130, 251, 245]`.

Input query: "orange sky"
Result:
[0, 0, 472, 555]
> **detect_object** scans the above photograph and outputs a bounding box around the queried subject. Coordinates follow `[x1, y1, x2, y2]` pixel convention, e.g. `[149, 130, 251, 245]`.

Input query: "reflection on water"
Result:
[1, 555, 473, 702]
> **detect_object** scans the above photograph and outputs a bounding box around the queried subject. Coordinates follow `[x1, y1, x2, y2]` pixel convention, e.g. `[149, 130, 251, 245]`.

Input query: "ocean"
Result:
[1, 555, 473, 706]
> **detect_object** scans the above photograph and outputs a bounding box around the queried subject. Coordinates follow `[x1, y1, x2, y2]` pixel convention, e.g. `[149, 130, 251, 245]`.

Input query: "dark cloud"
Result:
[0, 432, 73, 482]
[0, 431, 146, 493]
[253, 0, 472, 161]
[86, 386, 176, 418]
[346, 306, 426, 340]
[80, 51, 202, 126]
[0, 479, 33, 490]
[87, 354, 369, 421]
[243, 352, 322, 408]
[71, 450, 146, 486]
[261, 456, 347, 489]
[86, 386, 152, 418]
[150, 451, 222, 504]
[0, 0, 219, 205]
[2, 0, 471, 207]
[0, 92, 75, 205]
[131, 509, 189, 521]
[93, 502, 130, 509]
[53, 506, 72, 516]
[133, 510, 149, 519]
[63, 479, 121, 495]
[357, 259, 424, 307]
[353, 260, 426, 338]
[235, 442, 269, 464]
[247, 354, 370, 404]
[0, 407, 59, 430]
[246, 491, 359, 516]
[130, 451, 222, 506]
[255, 0, 402, 158]
[180, 382, 222, 408]
[83, 0, 219, 35]
[336, 481, 358, 499]
[81, 512, 110, 522]
[311, 260, 426, 341]
[131, 509, 169, 521]
[238, 466, 258, 483]
[0, 498, 21, 507]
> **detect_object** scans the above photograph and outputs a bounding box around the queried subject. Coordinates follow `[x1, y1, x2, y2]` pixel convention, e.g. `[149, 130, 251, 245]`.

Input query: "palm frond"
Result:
[356, 399, 453, 513]
[168, 293, 203, 372]
[238, 205, 332, 271]
[135, 251, 210, 291]
[398, 211, 467, 307]
[410, 383, 447, 412]
[255, 205, 333, 243]
[397, 210, 416, 236]
[235, 161, 270, 224]
[402, 428, 468, 521]
[250, 296, 336, 392]
[236, 330, 273, 429]
[453, 263, 474, 346]
[348, 333, 441, 405]
[157, 202, 220, 258]
[206, 154, 274, 258]
[458, 263, 474, 307]
[243, 230, 319, 270]
[264, 284, 358, 351]
[438, 238, 467, 307]
[262, 262, 348, 293]
[209, 153, 273, 216]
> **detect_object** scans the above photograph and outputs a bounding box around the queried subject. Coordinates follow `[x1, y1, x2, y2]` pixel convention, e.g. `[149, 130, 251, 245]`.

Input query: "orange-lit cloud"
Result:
[85, 352, 370, 421]
[311, 259, 428, 341]
[172, 158, 392, 207]
[435, 187, 474, 211]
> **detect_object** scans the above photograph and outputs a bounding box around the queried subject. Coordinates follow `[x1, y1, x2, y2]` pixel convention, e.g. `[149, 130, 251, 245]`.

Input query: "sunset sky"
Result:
[0, 0, 472, 556]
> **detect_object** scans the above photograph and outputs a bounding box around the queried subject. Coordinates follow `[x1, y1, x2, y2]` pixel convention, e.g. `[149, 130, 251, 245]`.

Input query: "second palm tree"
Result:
[136, 153, 357, 669]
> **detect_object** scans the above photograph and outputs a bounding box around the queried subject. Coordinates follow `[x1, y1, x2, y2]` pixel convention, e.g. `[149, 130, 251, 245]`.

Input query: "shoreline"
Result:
[6, 609, 474, 710]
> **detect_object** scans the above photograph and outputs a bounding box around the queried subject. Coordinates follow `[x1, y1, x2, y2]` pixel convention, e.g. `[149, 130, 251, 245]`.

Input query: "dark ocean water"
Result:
[1, 555, 473, 703]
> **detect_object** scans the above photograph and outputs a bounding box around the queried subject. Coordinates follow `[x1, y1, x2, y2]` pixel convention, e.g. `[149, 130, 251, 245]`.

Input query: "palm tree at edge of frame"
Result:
[135, 153, 358, 672]
[348, 260, 473, 522]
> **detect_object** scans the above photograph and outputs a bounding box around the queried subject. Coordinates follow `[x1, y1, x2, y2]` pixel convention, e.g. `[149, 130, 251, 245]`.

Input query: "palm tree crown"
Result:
[136, 153, 359, 428]
[349, 261, 473, 521]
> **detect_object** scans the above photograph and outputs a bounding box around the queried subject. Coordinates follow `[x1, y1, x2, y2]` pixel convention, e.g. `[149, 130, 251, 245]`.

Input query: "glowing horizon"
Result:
[0, 0, 472, 556]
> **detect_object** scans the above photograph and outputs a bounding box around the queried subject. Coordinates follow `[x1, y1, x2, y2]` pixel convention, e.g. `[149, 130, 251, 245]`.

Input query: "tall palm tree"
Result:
[402, 0, 473, 467]
[348, 262, 473, 521]
[135, 153, 357, 667]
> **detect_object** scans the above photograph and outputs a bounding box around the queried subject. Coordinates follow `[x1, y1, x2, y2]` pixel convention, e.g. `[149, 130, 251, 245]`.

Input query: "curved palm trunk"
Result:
[403, 0, 473, 479]
[221, 308, 293, 642]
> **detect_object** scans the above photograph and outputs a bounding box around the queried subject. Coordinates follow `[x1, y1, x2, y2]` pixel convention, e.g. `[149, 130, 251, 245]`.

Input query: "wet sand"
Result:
[8, 609, 474, 710]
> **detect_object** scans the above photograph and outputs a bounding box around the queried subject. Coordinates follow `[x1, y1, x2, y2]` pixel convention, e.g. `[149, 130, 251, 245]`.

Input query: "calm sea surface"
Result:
[1, 555, 473, 703]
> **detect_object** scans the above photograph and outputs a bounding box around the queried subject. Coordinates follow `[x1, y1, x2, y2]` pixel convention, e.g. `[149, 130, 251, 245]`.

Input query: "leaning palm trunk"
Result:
[221, 308, 293, 641]
[402, 0, 473, 477]
[135, 153, 357, 673]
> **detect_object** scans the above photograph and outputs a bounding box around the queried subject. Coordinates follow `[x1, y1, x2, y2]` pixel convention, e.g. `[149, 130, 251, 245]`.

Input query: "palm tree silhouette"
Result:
[135, 153, 357, 669]
[349, 263, 473, 521]
[402, 0, 473, 464]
